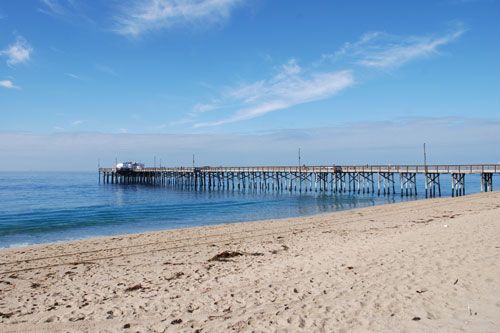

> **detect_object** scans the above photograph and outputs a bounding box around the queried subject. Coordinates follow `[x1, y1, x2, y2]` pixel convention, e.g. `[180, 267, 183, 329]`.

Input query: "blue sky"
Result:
[0, 0, 499, 170]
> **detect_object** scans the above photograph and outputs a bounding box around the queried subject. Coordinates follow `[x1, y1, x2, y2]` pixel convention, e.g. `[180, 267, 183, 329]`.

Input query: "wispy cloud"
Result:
[170, 102, 219, 126]
[0, 36, 33, 66]
[193, 59, 354, 127]
[114, 0, 244, 36]
[358, 30, 464, 68]
[39, 0, 96, 26]
[71, 120, 85, 125]
[0, 80, 20, 89]
[65, 73, 83, 80]
[183, 26, 464, 128]
[193, 103, 217, 113]
[39, 0, 68, 16]
[95, 64, 118, 76]
[321, 26, 465, 69]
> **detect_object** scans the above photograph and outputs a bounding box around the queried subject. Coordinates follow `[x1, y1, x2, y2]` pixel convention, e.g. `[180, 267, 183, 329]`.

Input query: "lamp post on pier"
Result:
[298, 148, 301, 170]
[424, 143, 427, 173]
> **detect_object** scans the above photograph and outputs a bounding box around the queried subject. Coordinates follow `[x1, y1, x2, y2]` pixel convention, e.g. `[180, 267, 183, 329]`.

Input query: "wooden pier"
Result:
[99, 164, 498, 197]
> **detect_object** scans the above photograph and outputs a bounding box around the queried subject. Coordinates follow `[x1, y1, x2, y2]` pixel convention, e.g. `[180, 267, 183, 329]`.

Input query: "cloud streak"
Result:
[183, 26, 465, 128]
[0, 80, 20, 89]
[193, 59, 354, 127]
[39, 0, 68, 16]
[39, 0, 96, 25]
[322, 26, 465, 69]
[1, 36, 33, 66]
[114, 0, 243, 36]
[65, 73, 83, 80]
[169, 101, 221, 126]
[95, 64, 118, 76]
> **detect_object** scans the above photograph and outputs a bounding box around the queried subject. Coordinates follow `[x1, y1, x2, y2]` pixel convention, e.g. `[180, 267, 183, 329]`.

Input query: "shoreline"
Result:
[1, 171, 496, 251]
[0, 192, 415, 251]
[1, 191, 499, 332]
[1, 170, 496, 250]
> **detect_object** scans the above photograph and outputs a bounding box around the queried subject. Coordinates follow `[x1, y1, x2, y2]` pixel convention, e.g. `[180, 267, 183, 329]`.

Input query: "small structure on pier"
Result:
[115, 161, 144, 170]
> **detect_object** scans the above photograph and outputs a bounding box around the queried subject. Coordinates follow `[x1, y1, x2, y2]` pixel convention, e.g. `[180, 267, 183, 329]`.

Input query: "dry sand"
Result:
[1, 191, 500, 332]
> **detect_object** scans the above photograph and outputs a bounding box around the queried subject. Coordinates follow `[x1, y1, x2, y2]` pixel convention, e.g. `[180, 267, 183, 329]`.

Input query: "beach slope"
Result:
[1, 192, 500, 332]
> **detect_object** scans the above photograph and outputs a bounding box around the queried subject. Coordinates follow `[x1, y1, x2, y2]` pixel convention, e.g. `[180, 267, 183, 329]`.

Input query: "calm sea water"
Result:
[0, 171, 492, 248]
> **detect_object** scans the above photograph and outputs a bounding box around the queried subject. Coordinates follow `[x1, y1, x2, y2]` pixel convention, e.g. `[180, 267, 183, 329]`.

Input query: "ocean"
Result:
[0, 171, 492, 249]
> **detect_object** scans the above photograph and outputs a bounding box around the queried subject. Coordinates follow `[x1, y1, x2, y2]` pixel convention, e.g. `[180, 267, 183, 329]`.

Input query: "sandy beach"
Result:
[1, 191, 499, 332]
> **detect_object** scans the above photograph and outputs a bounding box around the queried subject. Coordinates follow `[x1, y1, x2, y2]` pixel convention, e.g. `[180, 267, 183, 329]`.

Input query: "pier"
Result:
[99, 164, 498, 197]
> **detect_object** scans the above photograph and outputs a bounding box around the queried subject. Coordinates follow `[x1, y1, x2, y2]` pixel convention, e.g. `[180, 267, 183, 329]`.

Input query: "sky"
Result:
[0, 0, 499, 170]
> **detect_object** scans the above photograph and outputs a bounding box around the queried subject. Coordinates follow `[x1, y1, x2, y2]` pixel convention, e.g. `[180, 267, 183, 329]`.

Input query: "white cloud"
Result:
[177, 26, 464, 128]
[193, 59, 354, 127]
[39, 0, 67, 16]
[169, 102, 219, 126]
[193, 103, 217, 113]
[1, 36, 33, 66]
[114, 0, 244, 36]
[65, 73, 82, 80]
[95, 64, 118, 76]
[0, 80, 20, 89]
[39, 0, 94, 24]
[321, 27, 465, 69]
[71, 120, 85, 125]
[279, 58, 301, 76]
[357, 30, 465, 68]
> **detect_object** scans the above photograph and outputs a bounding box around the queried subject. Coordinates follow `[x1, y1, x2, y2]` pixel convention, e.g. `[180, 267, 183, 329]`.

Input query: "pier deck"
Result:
[99, 164, 499, 197]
